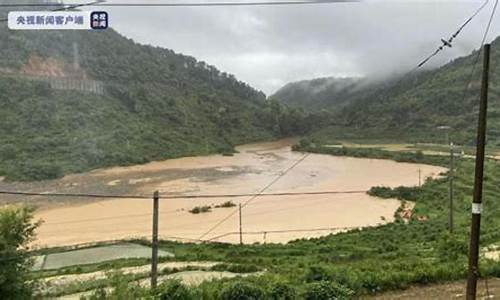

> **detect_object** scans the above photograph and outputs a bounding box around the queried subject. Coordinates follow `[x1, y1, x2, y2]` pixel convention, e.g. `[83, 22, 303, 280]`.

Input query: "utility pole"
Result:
[239, 203, 243, 245]
[449, 143, 454, 233]
[151, 190, 159, 290]
[418, 168, 422, 187]
[466, 43, 491, 300]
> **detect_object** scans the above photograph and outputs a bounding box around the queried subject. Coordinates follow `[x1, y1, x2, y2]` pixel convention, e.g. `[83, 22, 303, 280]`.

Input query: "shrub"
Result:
[0, 206, 40, 299]
[215, 201, 237, 208]
[437, 233, 468, 262]
[158, 280, 192, 300]
[303, 281, 354, 300]
[368, 186, 421, 201]
[189, 206, 212, 214]
[211, 263, 260, 273]
[220, 281, 265, 300]
[86, 272, 146, 300]
[268, 282, 297, 300]
[7, 162, 63, 181]
[415, 150, 424, 161]
[305, 266, 330, 282]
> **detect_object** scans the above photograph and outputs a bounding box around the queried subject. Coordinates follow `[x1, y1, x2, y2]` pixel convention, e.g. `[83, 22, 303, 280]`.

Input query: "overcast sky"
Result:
[81, 0, 500, 95]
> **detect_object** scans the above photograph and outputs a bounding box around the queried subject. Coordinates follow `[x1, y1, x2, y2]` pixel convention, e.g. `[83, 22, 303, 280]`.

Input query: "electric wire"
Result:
[0, 1, 359, 8]
[416, 0, 491, 68]
[206, 226, 358, 241]
[458, 0, 498, 113]
[374, 0, 493, 102]
[0, 189, 366, 199]
[42, 209, 179, 226]
[197, 153, 310, 240]
[0, 0, 106, 22]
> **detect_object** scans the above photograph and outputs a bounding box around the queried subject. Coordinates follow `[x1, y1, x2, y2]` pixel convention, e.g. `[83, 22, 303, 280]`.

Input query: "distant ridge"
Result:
[273, 36, 500, 144]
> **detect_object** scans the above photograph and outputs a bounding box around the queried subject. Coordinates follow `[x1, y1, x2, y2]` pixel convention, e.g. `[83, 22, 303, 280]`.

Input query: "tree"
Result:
[0, 206, 40, 298]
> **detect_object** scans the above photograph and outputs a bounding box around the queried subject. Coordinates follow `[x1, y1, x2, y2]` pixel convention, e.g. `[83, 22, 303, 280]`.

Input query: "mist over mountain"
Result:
[271, 77, 367, 111]
[274, 36, 500, 144]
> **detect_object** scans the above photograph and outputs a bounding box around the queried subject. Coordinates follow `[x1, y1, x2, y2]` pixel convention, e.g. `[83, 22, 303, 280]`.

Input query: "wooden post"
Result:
[239, 203, 243, 245]
[466, 43, 491, 300]
[151, 190, 159, 289]
[449, 143, 454, 233]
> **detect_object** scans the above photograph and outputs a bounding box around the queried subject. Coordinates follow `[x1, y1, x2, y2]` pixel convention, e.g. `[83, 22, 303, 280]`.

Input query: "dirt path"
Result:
[42, 261, 219, 289]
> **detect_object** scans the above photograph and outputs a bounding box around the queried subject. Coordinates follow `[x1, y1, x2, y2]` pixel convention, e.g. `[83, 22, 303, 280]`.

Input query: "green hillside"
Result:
[275, 37, 500, 145]
[0, 5, 302, 181]
[270, 76, 366, 111]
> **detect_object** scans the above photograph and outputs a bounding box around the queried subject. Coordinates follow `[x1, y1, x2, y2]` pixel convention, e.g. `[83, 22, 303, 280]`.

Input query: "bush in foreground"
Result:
[220, 281, 265, 300]
[158, 280, 192, 300]
[269, 282, 297, 300]
[303, 281, 354, 300]
[0, 206, 40, 299]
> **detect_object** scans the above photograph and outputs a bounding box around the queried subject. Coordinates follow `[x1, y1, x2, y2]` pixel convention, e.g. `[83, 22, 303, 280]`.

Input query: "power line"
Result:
[1, 224, 359, 262]
[39, 191, 369, 232]
[206, 226, 358, 241]
[374, 0, 493, 100]
[0, 1, 359, 8]
[0, 238, 156, 263]
[0, 189, 366, 200]
[0, 0, 105, 9]
[0, 0, 105, 22]
[2, 224, 361, 262]
[0, 0, 357, 23]
[459, 0, 498, 110]
[0, 190, 151, 199]
[416, 0, 491, 68]
[197, 153, 310, 240]
[42, 209, 179, 226]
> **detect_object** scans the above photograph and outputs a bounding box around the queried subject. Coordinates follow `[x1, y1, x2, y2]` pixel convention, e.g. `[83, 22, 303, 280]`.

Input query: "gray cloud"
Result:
[82, 0, 500, 94]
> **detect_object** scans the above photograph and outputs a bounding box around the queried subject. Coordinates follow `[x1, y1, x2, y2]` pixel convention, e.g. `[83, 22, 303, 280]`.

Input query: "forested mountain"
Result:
[0, 3, 302, 181]
[275, 37, 500, 145]
[271, 77, 366, 111]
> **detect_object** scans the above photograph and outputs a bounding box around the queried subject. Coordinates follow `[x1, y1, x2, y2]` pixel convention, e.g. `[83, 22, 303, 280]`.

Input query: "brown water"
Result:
[27, 139, 445, 247]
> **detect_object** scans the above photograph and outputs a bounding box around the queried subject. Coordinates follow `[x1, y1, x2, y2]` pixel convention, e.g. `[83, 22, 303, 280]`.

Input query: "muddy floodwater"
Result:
[1, 139, 446, 247]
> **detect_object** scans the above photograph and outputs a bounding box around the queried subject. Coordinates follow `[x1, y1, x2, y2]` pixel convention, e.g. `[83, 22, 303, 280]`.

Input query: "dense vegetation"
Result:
[0, 206, 39, 298]
[273, 36, 500, 145]
[0, 3, 309, 181]
[270, 77, 365, 111]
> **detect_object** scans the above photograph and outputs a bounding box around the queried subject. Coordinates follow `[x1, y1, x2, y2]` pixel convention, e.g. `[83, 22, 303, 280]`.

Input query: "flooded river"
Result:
[8, 139, 445, 247]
